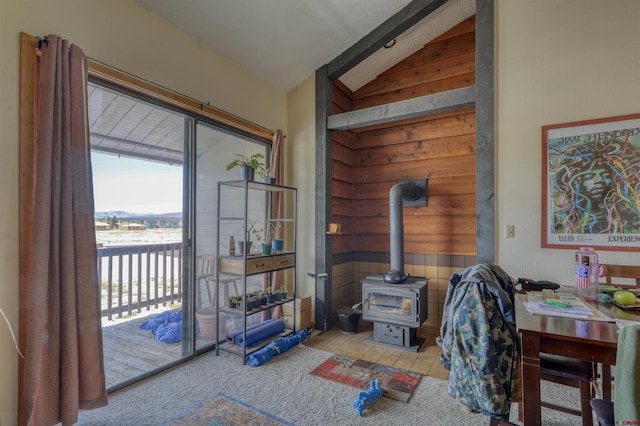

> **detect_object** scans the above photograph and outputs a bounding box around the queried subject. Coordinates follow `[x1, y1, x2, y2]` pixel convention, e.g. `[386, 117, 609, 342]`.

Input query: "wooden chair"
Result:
[538, 354, 595, 426]
[196, 255, 238, 308]
[533, 264, 640, 425]
[504, 355, 594, 426]
[600, 264, 640, 389]
[600, 263, 640, 289]
[597, 264, 640, 400]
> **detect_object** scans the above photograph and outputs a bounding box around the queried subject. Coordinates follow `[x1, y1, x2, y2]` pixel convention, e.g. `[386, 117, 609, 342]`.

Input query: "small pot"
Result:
[237, 241, 253, 255]
[272, 239, 284, 251]
[240, 165, 254, 181]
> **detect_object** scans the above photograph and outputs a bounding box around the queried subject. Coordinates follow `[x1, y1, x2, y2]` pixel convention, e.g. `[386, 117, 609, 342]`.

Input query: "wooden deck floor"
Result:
[101, 307, 280, 389]
[101, 309, 208, 389]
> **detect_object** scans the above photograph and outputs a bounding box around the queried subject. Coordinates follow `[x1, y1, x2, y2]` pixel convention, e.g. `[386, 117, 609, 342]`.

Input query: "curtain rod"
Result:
[36, 35, 48, 50]
[86, 56, 279, 140]
[34, 34, 281, 140]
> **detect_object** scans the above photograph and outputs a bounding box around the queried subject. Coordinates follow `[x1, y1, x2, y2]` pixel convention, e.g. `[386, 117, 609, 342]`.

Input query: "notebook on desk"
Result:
[519, 292, 614, 322]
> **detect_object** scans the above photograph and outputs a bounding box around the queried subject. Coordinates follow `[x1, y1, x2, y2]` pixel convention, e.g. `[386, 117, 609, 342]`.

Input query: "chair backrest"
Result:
[196, 255, 216, 277]
[601, 264, 640, 289]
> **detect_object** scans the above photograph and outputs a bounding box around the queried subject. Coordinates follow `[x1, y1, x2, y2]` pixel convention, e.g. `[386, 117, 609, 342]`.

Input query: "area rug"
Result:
[309, 354, 421, 403]
[162, 392, 294, 426]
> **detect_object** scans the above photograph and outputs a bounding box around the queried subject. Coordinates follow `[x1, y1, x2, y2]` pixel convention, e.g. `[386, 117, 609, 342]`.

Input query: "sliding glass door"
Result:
[88, 81, 193, 391]
[194, 122, 269, 352]
[88, 79, 270, 390]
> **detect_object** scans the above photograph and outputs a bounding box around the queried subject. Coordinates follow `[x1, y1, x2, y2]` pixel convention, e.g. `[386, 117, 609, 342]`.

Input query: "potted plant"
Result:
[245, 295, 255, 311]
[235, 295, 244, 311]
[266, 287, 276, 304]
[237, 218, 257, 255]
[261, 242, 272, 255]
[228, 295, 239, 309]
[271, 221, 284, 252]
[257, 290, 267, 306]
[252, 219, 278, 255]
[226, 153, 265, 181]
[257, 166, 276, 184]
[280, 287, 288, 300]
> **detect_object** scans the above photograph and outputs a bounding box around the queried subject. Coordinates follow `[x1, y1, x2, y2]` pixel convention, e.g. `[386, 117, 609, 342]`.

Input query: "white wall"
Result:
[0, 0, 286, 423]
[287, 75, 317, 304]
[496, 0, 640, 285]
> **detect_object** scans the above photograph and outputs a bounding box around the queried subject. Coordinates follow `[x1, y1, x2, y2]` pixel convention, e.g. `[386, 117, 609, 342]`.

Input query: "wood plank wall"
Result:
[332, 16, 477, 256]
[331, 81, 356, 254]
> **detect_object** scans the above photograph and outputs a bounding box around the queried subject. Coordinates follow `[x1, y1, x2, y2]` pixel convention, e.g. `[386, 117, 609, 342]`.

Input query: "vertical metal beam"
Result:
[315, 65, 333, 331]
[181, 116, 195, 356]
[475, 0, 495, 263]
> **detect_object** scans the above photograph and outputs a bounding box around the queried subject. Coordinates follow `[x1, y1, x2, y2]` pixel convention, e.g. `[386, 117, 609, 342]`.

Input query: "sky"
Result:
[91, 152, 183, 214]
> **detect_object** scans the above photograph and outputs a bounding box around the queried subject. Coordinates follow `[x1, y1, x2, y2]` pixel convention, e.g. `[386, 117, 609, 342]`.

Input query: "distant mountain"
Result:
[95, 210, 132, 219]
[95, 211, 182, 222]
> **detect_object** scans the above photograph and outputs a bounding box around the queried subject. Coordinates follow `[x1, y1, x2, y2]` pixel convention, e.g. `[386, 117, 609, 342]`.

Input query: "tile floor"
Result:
[304, 320, 450, 380]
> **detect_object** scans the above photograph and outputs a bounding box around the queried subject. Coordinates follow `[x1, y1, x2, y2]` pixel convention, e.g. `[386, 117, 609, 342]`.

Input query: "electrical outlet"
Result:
[505, 225, 515, 238]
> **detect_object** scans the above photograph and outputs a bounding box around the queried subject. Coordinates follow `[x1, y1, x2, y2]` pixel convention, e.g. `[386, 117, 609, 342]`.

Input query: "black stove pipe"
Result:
[384, 182, 423, 284]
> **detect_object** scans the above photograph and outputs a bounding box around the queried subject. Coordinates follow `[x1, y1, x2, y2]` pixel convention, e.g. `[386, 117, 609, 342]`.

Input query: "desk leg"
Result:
[602, 364, 612, 401]
[521, 333, 542, 426]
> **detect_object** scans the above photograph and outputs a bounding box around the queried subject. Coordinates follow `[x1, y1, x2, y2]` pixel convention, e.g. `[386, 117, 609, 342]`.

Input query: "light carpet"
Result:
[162, 392, 293, 426]
[76, 344, 587, 425]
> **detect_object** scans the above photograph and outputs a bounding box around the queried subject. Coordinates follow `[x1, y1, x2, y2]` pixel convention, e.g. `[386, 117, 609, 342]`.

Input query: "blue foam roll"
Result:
[235, 319, 285, 347]
[226, 319, 277, 344]
[235, 319, 286, 348]
[234, 319, 280, 346]
[246, 329, 309, 367]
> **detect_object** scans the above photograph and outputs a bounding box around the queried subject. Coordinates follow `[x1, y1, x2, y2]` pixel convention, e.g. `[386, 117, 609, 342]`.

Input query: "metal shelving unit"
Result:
[215, 180, 297, 362]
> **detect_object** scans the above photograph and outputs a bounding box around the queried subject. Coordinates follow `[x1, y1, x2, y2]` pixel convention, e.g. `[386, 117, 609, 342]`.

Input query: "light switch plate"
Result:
[505, 225, 515, 238]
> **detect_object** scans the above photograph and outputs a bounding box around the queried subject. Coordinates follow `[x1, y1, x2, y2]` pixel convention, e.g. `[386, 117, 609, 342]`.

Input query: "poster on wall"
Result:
[542, 113, 640, 251]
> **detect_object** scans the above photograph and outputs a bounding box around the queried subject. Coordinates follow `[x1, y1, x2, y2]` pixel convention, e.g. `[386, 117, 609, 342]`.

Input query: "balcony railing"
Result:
[97, 243, 183, 320]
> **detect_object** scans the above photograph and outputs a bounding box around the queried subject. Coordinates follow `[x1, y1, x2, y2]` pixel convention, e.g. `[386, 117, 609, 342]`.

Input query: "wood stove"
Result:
[361, 274, 428, 351]
[360, 179, 429, 351]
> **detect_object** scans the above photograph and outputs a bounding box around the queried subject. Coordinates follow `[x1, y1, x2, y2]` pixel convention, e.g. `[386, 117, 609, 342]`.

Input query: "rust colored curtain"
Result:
[264, 130, 286, 319]
[270, 129, 285, 238]
[22, 35, 107, 426]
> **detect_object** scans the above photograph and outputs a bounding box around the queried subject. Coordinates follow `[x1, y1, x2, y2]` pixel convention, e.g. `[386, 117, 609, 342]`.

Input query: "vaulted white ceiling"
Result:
[89, 0, 477, 165]
[131, 0, 475, 93]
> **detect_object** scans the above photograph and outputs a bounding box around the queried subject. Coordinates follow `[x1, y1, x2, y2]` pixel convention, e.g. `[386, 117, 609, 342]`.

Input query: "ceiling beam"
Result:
[327, 86, 475, 130]
[92, 146, 183, 166]
[326, 0, 448, 81]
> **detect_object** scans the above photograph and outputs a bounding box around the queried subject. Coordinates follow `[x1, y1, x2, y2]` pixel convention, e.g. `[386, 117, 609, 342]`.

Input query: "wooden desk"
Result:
[515, 294, 640, 425]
